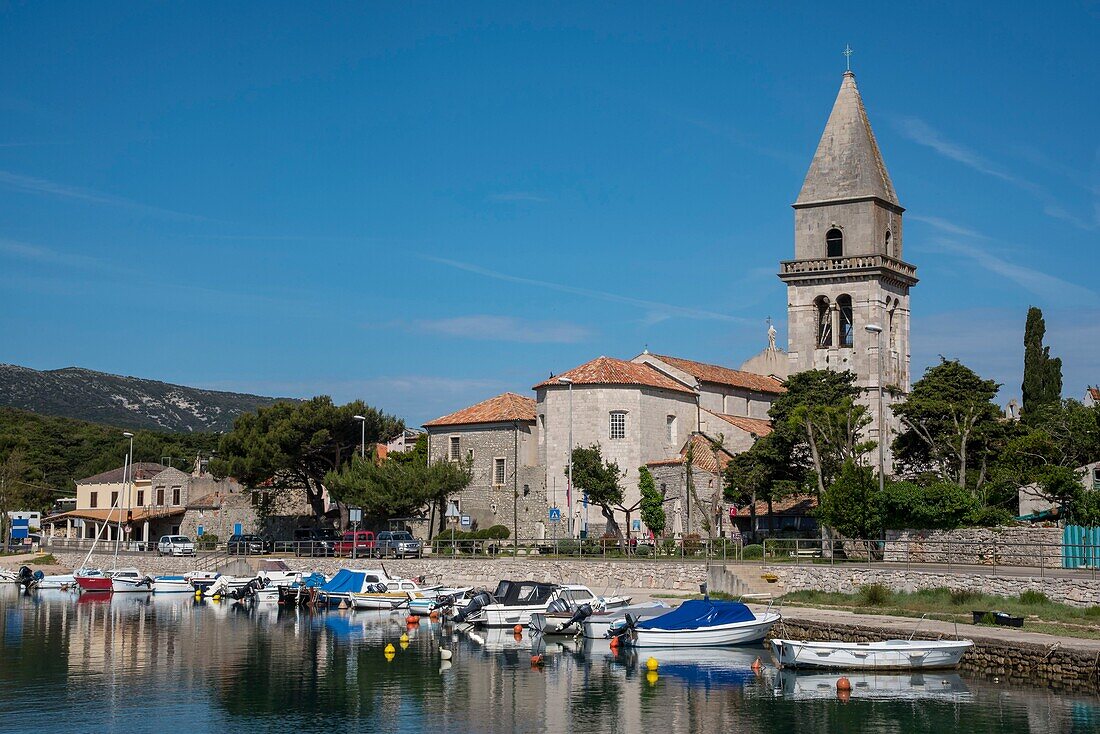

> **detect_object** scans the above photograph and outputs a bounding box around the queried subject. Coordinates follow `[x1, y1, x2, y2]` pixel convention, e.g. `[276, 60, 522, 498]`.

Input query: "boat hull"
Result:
[112, 578, 152, 593]
[351, 593, 410, 610]
[632, 612, 780, 647]
[770, 638, 974, 670]
[76, 575, 113, 593]
[153, 576, 194, 594]
[477, 604, 552, 628]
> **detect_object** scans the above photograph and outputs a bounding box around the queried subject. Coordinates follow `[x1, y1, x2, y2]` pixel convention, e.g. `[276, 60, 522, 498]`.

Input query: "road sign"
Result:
[548, 507, 561, 522]
[11, 518, 28, 540]
[460, 515, 472, 527]
[348, 508, 362, 524]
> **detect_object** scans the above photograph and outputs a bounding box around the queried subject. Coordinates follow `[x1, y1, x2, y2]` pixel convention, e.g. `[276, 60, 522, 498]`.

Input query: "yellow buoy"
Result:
[384, 651, 395, 662]
[399, 633, 409, 643]
[646, 657, 659, 672]
[646, 671, 659, 686]
[384, 643, 396, 654]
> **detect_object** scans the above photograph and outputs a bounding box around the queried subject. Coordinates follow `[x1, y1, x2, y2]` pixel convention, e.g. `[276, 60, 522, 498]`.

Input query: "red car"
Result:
[335, 530, 376, 557]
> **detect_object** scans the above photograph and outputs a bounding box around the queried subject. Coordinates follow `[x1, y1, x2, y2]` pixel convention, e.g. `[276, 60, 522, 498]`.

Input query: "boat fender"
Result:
[836, 677, 852, 692]
[513, 624, 523, 635]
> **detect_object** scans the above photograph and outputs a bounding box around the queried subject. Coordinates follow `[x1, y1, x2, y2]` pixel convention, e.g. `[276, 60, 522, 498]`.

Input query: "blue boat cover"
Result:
[156, 575, 186, 581]
[321, 569, 365, 594]
[294, 572, 326, 588]
[635, 600, 756, 630]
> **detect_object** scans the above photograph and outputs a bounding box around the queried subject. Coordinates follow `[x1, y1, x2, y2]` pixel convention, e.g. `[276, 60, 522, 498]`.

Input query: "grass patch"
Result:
[27, 554, 56, 565]
[781, 586, 1100, 640]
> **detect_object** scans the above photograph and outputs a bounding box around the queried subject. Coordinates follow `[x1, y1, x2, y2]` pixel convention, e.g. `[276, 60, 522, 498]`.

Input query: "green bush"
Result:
[1084, 606, 1100, 618]
[551, 540, 582, 555]
[948, 588, 981, 605]
[857, 583, 892, 606]
[682, 534, 702, 555]
[480, 525, 510, 540]
[661, 538, 677, 557]
[966, 505, 1014, 527]
[1019, 590, 1050, 606]
[635, 544, 653, 557]
[742, 544, 763, 560]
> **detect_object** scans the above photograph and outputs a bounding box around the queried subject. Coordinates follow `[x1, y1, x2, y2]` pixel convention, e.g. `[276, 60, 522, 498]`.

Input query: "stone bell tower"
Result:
[778, 70, 918, 463]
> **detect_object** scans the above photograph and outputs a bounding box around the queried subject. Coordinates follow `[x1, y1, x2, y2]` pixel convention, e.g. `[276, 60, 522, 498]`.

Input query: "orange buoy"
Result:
[608, 636, 620, 650]
[406, 615, 419, 625]
[530, 654, 544, 667]
[513, 624, 523, 635]
[751, 657, 763, 674]
[836, 677, 852, 692]
[429, 610, 440, 621]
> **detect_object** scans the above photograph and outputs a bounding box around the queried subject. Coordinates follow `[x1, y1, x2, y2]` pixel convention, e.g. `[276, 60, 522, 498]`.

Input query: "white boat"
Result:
[775, 669, 971, 700]
[256, 559, 302, 587]
[457, 580, 559, 628]
[318, 569, 393, 605]
[580, 601, 671, 639]
[37, 567, 102, 591]
[152, 575, 194, 594]
[769, 638, 974, 670]
[351, 578, 442, 610]
[0, 569, 19, 584]
[408, 587, 474, 616]
[626, 599, 780, 648]
[108, 568, 153, 593]
[529, 587, 636, 635]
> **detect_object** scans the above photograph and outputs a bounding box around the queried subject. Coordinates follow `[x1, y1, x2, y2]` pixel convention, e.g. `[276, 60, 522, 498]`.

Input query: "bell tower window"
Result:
[826, 228, 844, 258]
[884, 230, 892, 257]
[837, 294, 854, 347]
[814, 296, 832, 348]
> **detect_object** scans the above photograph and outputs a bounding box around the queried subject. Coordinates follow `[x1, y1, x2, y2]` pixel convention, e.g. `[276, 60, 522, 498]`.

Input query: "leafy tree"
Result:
[209, 397, 403, 524]
[724, 432, 798, 541]
[878, 480, 982, 530]
[816, 460, 882, 539]
[638, 466, 665, 538]
[324, 453, 471, 529]
[770, 370, 871, 495]
[1022, 306, 1063, 422]
[893, 359, 1003, 492]
[568, 444, 624, 540]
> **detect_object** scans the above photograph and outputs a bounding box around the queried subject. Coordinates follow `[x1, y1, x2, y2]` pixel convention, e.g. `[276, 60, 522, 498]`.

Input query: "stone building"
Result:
[779, 70, 917, 461]
[423, 392, 547, 539]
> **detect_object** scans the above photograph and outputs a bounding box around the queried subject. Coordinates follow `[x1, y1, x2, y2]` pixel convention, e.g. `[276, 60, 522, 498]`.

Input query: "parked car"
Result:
[157, 535, 195, 556]
[334, 530, 375, 557]
[292, 527, 340, 557]
[376, 530, 422, 558]
[227, 534, 271, 555]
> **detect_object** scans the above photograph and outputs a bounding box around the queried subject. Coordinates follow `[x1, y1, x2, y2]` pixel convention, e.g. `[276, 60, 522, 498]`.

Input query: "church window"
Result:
[837, 294, 854, 347]
[826, 228, 844, 258]
[666, 415, 677, 444]
[449, 436, 460, 461]
[609, 411, 626, 440]
[493, 458, 506, 486]
[884, 230, 892, 256]
[814, 296, 832, 348]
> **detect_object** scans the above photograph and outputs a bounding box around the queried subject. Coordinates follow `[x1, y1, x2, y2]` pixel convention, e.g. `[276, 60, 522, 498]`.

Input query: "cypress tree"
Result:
[1022, 306, 1063, 422]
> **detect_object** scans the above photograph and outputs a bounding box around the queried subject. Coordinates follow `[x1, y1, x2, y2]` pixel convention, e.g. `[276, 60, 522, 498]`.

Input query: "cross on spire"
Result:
[843, 44, 853, 72]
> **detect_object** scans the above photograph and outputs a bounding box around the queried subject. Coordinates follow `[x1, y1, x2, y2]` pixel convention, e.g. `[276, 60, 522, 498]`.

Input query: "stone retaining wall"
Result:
[772, 617, 1100, 692]
[46, 551, 708, 592]
[882, 527, 1065, 569]
[772, 565, 1100, 608]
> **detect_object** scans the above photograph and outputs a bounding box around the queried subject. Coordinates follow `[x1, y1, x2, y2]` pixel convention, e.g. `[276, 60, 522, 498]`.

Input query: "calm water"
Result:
[2, 585, 1098, 734]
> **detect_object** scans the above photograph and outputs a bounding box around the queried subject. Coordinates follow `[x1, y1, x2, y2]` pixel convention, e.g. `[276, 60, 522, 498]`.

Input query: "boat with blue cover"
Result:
[625, 599, 781, 647]
[318, 569, 392, 605]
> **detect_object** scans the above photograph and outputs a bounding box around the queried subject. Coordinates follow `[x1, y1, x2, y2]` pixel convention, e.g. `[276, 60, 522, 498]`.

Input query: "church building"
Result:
[423, 70, 915, 540]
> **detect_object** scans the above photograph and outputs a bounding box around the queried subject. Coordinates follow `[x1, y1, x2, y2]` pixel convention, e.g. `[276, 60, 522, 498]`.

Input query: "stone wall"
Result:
[46, 551, 708, 592]
[882, 527, 1065, 569]
[772, 617, 1100, 692]
[770, 564, 1100, 608]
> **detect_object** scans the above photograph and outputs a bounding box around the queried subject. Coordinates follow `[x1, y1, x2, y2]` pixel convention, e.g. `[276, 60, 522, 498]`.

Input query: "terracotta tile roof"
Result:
[186, 492, 223, 510]
[646, 353, 785, 394]
[712, 413, 774, 437]
[733, 493, 818, 517]
[1088, 387, 1100, 402]
[534, 356, 696, 394]
[76, 463, 169, 485]
[646, 433, 736, 472]
[423, 392, 536, 428]
[44, 507, 185, 523]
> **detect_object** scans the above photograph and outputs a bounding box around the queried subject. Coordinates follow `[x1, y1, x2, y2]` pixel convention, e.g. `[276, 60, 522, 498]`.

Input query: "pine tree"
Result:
[1022, 306, 1063, 422]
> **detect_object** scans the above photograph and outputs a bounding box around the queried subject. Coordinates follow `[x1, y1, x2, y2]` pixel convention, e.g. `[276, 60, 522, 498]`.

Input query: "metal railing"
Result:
[761, 537, 1100, 579]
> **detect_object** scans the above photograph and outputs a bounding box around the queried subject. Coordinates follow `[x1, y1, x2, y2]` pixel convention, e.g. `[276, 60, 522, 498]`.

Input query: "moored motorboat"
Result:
[318, 569, 393, 605]
[528, 586, 636, 635]
[350, 578, 442, 610]
[408, 587, 474, 616]
[109, 568, 154, 593]
[75, 568, 113, 593]
[623, 599, 781, 647]
[152, 575, 193, 594]
[455, 580, 558, 627]
[581, 601, 671, 639]
[769, 638, 974, 670]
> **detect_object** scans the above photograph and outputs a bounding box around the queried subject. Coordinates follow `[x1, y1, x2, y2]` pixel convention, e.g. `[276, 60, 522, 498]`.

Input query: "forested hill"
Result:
[0, 407, 220, 508]
[0, 364, 294, 432]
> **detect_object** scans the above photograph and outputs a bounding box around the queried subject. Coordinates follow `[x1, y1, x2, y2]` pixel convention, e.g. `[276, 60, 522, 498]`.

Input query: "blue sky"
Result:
[1, 2, 1098, 426]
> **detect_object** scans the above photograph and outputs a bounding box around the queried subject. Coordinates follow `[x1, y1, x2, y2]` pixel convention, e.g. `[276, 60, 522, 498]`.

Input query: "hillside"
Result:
[0, 364, 294, 432]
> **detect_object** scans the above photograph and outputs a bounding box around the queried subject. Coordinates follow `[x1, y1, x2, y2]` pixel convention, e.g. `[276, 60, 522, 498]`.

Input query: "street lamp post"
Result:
[353, 415, 367, 459]
[864, 324, 886, 494]
[557, 377, 574, 539]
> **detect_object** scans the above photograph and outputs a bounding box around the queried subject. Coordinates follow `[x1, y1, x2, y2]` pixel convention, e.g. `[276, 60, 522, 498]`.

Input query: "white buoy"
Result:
[440, 646, 453, 661]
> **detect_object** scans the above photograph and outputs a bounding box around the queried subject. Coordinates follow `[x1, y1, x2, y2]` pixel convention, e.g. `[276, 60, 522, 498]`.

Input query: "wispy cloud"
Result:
[421, 255, 749, 324]
[908, 214, 989, 239]
[410, 315, 592, 344]
[0, 238, 104, 269]
[487, 192, 549, 203]
[894, 117, 1097, 231]
[0, 169, 203, 220]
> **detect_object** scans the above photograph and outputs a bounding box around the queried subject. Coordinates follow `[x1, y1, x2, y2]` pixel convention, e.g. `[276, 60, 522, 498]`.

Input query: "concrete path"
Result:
[762, 559, 1100, 582]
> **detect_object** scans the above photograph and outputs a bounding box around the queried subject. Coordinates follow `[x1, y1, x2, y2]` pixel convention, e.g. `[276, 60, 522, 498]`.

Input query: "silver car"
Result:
[157, 535, 196, 556]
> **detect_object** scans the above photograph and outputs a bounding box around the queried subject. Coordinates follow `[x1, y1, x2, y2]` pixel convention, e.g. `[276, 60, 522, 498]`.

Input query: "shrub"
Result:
[948, 589, 981, 605]
[661, 538, 677, 557]
[552, 540, 582, 555]
[1019, 590, 1050, 606]
[742, 544, 763, 560]
[857, 583, 891, 606]
[966, 505, 1014, 527]
[635, 544, 653, 557]
[480, 525, 510, 540]
[682, 534, 703, 555]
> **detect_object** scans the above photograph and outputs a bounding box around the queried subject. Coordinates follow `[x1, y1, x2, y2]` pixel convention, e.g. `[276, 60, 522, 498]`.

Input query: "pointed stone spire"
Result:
[796, 72, 899, 207]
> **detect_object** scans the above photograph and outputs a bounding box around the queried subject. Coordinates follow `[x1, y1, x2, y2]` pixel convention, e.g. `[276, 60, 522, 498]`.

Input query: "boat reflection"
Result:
[774, 669, 972, 701]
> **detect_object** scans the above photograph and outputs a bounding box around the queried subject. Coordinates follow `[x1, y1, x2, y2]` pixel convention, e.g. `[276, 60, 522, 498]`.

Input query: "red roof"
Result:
[646, 433, 736, 472]
[76, 463, 169, 485]
[424, 392, 536, 428]
[734, 493, 818, 517]
[1088, 387, 1100, 402]
[711, 413, 774, 437]
[646, 354, 785, 394]
[534, 356, 696, 394]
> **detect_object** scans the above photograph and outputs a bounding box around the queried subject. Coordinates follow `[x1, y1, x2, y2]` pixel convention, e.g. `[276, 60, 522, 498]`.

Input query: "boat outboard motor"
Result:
[562, 603, 594, 630]
[607, 613, 638, 643]
[546, 598, 571, 615]
[453, 590, 493, 624]
[141, 576, 155, 589]
[17, 566, 40, 592]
